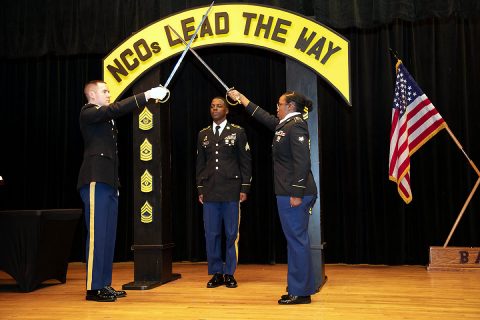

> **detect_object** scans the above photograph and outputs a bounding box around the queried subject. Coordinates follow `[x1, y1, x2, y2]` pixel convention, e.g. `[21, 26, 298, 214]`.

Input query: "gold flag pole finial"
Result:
[389, 48, 402, 71]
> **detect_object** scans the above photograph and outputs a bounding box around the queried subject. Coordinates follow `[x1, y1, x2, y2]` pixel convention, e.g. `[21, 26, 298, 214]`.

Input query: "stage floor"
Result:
[1, 262, 479, 319]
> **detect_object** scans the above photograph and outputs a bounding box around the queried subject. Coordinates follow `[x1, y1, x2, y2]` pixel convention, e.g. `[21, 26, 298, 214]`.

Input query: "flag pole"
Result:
[443, 125, 480, 247]
[444, 126, 480, 176]
[443, 177, 480, 247]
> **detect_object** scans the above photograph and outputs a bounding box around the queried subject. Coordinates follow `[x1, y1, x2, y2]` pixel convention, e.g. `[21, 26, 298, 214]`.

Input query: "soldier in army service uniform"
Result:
[196, 96, 252, 289]
[77, 80, 167, 302]
[228, 89, 317, 305]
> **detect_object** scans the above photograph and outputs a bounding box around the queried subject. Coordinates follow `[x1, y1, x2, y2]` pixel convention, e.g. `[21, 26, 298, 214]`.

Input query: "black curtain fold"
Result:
[1, 1, 479, 265]
[2, 1, 479, 57]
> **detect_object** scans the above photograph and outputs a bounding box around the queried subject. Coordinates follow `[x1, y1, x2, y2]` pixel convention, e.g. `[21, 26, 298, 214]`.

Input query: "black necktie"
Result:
[215, 125, 221, 138]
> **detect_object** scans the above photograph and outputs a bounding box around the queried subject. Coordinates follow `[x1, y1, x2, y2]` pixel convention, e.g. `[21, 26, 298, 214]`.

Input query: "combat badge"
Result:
[202, 135, 209, 147]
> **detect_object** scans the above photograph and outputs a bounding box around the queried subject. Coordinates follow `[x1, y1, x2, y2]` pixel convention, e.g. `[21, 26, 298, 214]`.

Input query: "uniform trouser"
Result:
[203, 201, 240, 275]
[276, 195, 316, 296]
[79, 182, 118, 290]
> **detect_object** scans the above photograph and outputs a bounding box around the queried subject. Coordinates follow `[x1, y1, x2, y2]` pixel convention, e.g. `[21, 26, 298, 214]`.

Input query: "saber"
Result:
[167, 25, 240, 105]
[157, 1, 215, 103]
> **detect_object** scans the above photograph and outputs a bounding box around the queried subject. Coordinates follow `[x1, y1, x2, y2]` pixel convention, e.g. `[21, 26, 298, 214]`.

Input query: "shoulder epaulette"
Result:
[293, 116, 304, 123]
[230, 123, 243, 129]
[200, 126, 211, 132]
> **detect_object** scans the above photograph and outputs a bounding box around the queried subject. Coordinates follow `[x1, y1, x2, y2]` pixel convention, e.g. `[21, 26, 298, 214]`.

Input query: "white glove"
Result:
[148, 86, 168, 100]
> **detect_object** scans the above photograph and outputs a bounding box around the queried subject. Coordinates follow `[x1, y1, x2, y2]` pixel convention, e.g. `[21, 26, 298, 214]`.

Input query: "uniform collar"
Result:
[212, 119, 228, 135]
[279, 112, 301, 124]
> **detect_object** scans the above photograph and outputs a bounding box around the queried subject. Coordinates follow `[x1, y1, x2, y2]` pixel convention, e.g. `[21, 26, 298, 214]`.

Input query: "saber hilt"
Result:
[167, 24, 239, 106]
[226, 87, 240, 106]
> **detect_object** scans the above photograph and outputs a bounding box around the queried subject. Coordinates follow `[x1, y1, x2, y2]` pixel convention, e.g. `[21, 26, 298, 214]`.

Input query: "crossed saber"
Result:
[167, 25, 240, 105]
[157, 1, 239, 105]
[156, 1, 214, 103]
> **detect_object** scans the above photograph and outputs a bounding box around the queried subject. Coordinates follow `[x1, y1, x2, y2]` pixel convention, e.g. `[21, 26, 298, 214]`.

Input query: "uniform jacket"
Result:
[196, 122, 252, 202]
[77, 94, 146, 190]
[245, 102, 317, 197]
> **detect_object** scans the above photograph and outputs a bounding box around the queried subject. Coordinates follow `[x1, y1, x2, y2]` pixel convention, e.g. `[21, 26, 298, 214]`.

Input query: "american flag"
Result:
[389, 62, 446, 204]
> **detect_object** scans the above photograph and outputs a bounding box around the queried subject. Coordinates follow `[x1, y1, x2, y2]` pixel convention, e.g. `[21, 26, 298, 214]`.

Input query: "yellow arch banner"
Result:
[103, 4, 351, 105]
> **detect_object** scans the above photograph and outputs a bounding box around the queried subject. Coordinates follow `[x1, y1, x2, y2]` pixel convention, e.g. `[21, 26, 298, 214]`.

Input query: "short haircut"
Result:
[84, 80, 105, 100]
[211, 96, 228, 107]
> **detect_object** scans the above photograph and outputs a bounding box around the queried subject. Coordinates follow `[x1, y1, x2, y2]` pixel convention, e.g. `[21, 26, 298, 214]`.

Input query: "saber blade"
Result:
[167, 25, 230, 91]
[163, 1, 214, 88]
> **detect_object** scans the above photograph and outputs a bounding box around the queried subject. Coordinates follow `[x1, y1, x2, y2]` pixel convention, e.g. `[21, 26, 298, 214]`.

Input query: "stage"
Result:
[0, 262, 479, 319]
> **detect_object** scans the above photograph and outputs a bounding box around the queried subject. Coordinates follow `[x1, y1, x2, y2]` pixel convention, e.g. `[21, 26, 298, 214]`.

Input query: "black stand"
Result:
[122, 68, 180, 290]
[0, 209, 82, 292]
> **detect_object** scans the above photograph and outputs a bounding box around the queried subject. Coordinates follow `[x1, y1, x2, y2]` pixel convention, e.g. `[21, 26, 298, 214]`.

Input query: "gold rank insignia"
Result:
[303, 106, 309, 120]
[139, 107, 153, 131]
[141, 170, 153, 192]
[140, 201, 153, 223]
[140, 138, 153, 161]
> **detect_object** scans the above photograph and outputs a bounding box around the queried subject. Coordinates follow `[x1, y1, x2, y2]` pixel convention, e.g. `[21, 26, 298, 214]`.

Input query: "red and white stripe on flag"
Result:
[389, 62, 446, 204]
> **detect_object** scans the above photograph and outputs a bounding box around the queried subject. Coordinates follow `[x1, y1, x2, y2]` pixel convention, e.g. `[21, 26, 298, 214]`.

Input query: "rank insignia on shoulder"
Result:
[200, 126, 211, 132]
[231, 123, 242, 129]
[293, 116, 303, 122]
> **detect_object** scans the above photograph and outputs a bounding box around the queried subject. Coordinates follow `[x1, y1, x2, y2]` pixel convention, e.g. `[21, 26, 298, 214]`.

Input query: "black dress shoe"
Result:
[278, 294, 311, 305]
[86, 288, 117, 302]
[207, 273, 225, 288]
[105, 286, 127, 298]
[224, 274, 238, 288]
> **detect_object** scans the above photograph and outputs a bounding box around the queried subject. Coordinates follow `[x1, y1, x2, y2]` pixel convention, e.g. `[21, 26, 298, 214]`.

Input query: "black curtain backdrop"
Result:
[1, 1, 479, 266]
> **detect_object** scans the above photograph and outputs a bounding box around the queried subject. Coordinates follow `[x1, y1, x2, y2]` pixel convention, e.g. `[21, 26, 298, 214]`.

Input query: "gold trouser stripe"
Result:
[234, 202, 241, 263]
[86, 182, 96, 290]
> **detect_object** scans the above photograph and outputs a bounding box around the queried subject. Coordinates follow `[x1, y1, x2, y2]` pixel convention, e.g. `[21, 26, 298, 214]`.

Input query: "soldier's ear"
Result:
[88, 89, 96, 101]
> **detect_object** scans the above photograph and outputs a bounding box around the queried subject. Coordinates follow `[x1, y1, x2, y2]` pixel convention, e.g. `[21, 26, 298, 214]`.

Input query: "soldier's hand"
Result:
[290, 197, 302, 207]
[198, 194, 204, 204]
[146, 86, 169, 100]
[239, 193, 247, 202]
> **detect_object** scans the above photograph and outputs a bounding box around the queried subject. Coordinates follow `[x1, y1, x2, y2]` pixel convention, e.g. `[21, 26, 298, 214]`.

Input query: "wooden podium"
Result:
[428, 247, 480, 271]
[122, 69, 180, 290]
